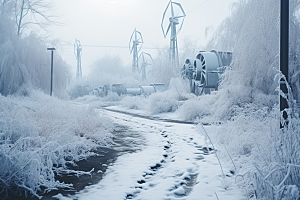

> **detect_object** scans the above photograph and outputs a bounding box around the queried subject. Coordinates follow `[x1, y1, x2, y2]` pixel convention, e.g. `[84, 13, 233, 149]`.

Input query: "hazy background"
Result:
[49, 0, 237, 77]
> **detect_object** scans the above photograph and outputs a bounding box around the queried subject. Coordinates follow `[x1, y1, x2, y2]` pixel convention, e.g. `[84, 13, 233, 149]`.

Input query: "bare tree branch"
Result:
[14, 0, 59, 37]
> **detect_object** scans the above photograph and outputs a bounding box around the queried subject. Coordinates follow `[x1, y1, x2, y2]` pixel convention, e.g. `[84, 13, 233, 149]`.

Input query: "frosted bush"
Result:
[146, 77, 196, 115]
[176, 97, 211, 121]
[146, 91, 180, 114]
[120, 95, 148, 110]
[0, 90, 113, 198]
[120, 77, 195, 115]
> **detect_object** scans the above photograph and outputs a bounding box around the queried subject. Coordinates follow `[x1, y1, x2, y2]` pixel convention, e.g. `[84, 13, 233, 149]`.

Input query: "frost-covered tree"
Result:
[0, 0, 70, 97]
[206, 0, 300, 109]
[206, 0, 279, 104]
[14, 0, 56, 36]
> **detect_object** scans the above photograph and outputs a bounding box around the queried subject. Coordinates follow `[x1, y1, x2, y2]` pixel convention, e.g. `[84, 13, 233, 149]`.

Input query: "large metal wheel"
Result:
[198, 53, 207, 87]
[195, 52, 220, 89]
[191, 79, 196, 94]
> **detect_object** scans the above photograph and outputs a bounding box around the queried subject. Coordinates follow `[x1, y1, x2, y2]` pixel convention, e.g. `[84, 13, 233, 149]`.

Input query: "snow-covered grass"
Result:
[0, 90, 114, 198]
[205, 104, 300, 200]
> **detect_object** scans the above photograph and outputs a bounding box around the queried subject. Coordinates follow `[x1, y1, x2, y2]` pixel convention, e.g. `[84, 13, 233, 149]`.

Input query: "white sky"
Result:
[50, 0, 237, 77]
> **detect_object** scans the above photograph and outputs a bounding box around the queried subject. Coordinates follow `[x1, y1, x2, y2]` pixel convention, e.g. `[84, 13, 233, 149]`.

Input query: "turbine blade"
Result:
[161, 0, 171, 37]
[166, 23, 171, 35]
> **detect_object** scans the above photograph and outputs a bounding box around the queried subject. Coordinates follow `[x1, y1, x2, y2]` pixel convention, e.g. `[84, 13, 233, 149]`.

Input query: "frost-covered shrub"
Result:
[120, 78, 195, 115]
[0, 90, 113, 198]
[199, 105, 281, 198]
[146, 91, 180, 114]
[120, 95, 148, 110]
[214, 104, 300, 200]
[176, 97, 211, 121]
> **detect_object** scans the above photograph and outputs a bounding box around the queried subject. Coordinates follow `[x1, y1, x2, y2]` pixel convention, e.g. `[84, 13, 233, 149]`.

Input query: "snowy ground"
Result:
[55, 105, 246, 200]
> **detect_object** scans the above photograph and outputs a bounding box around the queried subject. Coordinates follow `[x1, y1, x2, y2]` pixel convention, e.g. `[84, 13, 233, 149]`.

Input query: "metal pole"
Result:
[47, 48, 55, 96]
[280, 0, 289, 128]
[50, 50, 53, 96]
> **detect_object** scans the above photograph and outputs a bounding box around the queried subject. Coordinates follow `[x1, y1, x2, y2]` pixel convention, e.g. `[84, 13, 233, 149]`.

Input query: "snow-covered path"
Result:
[57, 107, 245, 200]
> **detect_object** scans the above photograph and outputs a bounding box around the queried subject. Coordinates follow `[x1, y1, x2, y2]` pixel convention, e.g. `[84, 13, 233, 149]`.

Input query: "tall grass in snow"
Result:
[195, 0, 300, 199]
[0, 89, 113, 198]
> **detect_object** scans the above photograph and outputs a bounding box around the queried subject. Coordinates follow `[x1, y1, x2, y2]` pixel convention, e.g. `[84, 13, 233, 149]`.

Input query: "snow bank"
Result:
[0, 90, 113, 198]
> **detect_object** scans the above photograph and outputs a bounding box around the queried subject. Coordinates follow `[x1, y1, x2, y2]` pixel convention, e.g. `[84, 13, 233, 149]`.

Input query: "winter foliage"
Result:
[0, 1, 114, 197]
[0, 90, 113, 198]
[0, 1, 70, 97]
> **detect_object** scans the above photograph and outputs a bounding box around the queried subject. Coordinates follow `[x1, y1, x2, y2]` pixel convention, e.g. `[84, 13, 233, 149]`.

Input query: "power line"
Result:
[61, 44, 163, 50]
[60, 1, 212, 52]
[186, 0, 210, 14]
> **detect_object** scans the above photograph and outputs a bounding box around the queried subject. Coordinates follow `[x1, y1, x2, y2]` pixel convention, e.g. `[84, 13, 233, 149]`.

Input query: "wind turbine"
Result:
[74, 38, 82, 79]
[138, 52, 153, 80]
[161, 0, 186, 70]
[129, 28, 143, 72]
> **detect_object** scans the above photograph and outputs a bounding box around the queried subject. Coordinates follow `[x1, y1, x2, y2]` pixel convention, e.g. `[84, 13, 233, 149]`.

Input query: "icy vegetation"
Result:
[120, 78, 193, 114]
[202, 1, 300, 198]
[0, 90, 113, 198]
[0, 1, 71, 98]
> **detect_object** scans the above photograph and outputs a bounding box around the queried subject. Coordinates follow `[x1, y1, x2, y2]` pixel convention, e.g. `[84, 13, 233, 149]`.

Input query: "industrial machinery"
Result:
[138, 52, 153, 80]
[150, 83, 167, 92]
[92, 85, 109, 97]
[182, 50, 232, 95]
[129, 28, 143, 73]
[125, 83, 167, 96]
[161, 0, 186, 69]
[112, 84, 127, 96]
[92, 83, 167, 97]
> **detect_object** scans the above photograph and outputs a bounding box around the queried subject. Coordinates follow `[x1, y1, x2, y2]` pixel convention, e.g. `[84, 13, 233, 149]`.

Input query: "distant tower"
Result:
[161, 0, 186, 70]
[138, 52, 153, 80]
[74, 38, 82, 79]
[129, 28, 143, 72]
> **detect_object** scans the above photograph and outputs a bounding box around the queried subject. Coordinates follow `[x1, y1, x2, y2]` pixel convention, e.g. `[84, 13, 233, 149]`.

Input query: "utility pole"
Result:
[280, 0, 289, 128]
[47, 48, 55, 96]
